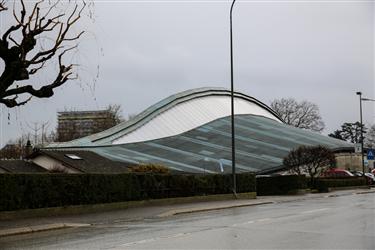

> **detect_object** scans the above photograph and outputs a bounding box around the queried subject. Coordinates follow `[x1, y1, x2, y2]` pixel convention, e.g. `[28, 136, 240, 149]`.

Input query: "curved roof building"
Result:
[48, 87, 352, 174]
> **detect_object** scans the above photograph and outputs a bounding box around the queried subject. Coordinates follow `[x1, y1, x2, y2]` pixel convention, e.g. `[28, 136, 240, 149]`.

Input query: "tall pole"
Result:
[357, 91, 365, 176]
[230, 0, 237, 195]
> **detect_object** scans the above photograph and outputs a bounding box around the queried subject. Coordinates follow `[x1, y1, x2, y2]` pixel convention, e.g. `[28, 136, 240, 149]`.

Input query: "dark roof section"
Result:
[33, 150, 131, 173]
[0, 160, 47, 173]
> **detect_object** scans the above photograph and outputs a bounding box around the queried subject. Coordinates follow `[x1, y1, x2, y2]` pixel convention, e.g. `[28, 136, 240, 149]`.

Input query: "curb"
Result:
[322, 188, 375, 197]
[327, 185, 371, 192]
[157, 201, 274, 218]
[0, 223, 90, 237]
[0, 192, 256, 221]
[355, 190, 375, 195]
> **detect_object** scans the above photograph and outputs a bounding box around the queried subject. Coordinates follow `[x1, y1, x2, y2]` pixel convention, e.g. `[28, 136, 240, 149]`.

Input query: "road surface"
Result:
[1, 192, 374, 249]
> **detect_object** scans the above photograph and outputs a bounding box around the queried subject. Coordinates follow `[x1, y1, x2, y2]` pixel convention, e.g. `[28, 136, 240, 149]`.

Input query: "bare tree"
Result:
[0, 128, 55, 158]
[0, 0, 86, 107]
[270, 98, 325, 132]
[0, 143, 22, 159]
[0, 132, 29, 159]
[107, 104, 125, 124]
[283, 145, 336, 185]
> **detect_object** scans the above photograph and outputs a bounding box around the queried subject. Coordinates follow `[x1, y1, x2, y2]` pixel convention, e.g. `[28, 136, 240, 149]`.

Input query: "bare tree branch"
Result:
[271, 98, 325, 132]
[29, 61, 45, 75]
[2, 24, 22, 42]
[0, 0, 87, 107]
[0, 1, 7, 12]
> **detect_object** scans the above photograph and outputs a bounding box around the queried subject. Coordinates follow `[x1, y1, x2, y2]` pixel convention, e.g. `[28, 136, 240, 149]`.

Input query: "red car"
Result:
[320, 168, 354, 178]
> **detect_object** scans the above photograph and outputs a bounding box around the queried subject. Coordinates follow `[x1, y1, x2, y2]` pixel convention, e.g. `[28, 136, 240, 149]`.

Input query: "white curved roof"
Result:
[49, 87, 283, 147]
[113, 94, 281, 144]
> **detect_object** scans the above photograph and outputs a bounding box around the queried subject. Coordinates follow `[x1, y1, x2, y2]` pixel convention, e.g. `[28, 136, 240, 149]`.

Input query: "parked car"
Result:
[350, 170, 364, 177]
[365, 173, 375, 184]
[321, 168, 354, 178]
[350, 170, 375, 185]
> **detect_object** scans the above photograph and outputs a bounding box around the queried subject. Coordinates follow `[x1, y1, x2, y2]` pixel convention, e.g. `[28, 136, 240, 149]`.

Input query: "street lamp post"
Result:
[230, 0, 237, 196]
[356, 92, 365, 177]
[356, 92, 375, 177]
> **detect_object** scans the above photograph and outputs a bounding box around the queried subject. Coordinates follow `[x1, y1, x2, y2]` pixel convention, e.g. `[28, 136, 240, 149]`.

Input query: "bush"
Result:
[237, 173, 257, 193]
[256, 175, 307, 196]
[312, 177, 367, 192]
[128, 164, 170, 174]
[0, 173, 255, 211]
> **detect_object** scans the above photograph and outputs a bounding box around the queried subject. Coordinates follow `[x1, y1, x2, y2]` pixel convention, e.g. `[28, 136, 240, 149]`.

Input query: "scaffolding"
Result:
[57, 110, 117, 142]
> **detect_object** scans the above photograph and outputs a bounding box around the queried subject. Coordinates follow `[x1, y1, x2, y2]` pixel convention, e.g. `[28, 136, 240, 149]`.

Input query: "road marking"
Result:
[121, 237, 159, 247]
[257, 218, 271, 222]
[301, 208, 330, 214]
[120, 232, 190, 247]
[161, 232, 189, 239]
[231, 218, 271, 227]
[245, 220, 255, 224]
[231, 220, 257, 227]
[231, 209, 331, 228]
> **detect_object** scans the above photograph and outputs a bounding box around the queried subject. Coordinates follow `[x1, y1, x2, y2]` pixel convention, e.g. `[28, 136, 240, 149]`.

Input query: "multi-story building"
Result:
[57, 110, 118, 142]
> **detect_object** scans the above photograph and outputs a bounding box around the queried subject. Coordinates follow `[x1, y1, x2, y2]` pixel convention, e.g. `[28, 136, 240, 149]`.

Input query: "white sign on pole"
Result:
[364, 158, 369, 167]
[355, 143, 362, 153]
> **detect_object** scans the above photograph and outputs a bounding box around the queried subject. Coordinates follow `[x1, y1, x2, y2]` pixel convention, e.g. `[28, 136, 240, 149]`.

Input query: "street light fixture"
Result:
[230, 0, 237, 196]
[361, 97, 375, 102]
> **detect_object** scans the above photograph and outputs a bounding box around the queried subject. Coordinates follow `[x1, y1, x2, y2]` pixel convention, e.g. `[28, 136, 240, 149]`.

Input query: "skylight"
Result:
[65, 154, 82, 160]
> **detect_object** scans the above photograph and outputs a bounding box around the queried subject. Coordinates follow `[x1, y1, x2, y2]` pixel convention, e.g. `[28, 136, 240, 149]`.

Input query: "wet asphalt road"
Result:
[1, 192, 374, 249]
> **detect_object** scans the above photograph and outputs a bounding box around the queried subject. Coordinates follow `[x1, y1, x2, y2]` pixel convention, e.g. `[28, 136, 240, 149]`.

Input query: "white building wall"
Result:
[32, 156, 80, 173]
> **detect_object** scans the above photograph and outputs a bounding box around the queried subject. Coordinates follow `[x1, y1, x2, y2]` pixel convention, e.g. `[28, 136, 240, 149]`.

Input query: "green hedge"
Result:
[313, 177, 367, 192]
[0, 173, 255, 211]
[256, 175, 307, 196]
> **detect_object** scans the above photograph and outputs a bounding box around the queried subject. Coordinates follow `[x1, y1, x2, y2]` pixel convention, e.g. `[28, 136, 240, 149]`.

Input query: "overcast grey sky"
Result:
[0, 0, 374, 146]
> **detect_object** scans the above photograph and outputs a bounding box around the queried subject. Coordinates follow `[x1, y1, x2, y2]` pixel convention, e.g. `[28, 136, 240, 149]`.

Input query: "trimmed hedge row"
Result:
[256, 175, 367, 195]
[0, 173, 255, 211]
[313, 177, 367, 192]
[256, 175, 307, 196]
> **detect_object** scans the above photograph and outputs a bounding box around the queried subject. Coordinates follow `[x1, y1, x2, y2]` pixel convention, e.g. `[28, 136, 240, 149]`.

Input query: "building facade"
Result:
[57, 110, 118, 142]
[49, 88, 354, 174]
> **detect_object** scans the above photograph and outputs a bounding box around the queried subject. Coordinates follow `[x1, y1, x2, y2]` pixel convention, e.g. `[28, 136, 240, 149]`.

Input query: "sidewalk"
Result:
[1, 188, 374, 237]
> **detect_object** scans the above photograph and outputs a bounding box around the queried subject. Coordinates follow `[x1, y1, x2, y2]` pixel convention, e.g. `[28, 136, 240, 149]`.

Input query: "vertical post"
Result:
[357, 92, 365, 177]
[41, 123, 45, 146]
[0, 105, 2, 149]
[230, 0, 237, 195]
